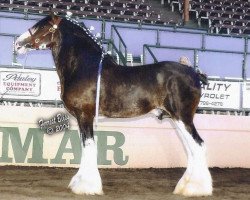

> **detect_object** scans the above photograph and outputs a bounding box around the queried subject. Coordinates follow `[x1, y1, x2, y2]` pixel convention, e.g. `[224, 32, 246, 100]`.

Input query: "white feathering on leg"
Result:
[173, 120, 212, 197]
[68, 139, 103, 195]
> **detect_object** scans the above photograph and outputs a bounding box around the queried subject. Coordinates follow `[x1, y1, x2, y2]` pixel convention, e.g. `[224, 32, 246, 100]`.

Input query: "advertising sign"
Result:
[0, 68, 61, 101]
[0, 71, 41, 96]
[242, 81, 250, 109]
[199, 80, 241, 109]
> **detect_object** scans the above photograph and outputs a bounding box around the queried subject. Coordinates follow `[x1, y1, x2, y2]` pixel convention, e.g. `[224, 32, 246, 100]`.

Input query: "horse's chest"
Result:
[62, 83, 96, 111]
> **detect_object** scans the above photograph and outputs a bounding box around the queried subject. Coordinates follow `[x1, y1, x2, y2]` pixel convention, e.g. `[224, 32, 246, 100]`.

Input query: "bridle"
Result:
[28, 17, 62, 50]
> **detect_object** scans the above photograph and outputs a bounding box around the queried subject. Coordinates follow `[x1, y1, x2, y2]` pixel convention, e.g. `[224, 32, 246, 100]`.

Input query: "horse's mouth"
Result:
[16, 46, 28, 54]
[15, 44, 32, 54]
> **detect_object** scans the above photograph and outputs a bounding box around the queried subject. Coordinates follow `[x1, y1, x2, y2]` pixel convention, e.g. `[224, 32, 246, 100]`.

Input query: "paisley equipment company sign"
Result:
[0, 71, 41, 96]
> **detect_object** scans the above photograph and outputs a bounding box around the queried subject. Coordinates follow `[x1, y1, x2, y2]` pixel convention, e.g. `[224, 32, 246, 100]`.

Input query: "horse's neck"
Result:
[52, 29, 102, 92]
[51, 31, 66, 91]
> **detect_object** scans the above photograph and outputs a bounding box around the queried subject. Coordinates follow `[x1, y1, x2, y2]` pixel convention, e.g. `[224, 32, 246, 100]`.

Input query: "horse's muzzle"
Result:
[15, 41, 28, 54]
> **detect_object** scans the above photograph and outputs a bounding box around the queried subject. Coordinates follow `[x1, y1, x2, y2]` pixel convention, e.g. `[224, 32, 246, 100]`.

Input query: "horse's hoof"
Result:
[173, 171, 212, 197]
[173, 186, 183, 195]
[181, 181, 212, 197]
[68, 173, 103, 195]
[174, 179, 212, 197]
[173, 177, 189, 195]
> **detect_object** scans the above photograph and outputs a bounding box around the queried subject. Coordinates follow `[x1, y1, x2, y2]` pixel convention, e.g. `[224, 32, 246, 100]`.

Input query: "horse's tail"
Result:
[196, 69, 208, 85]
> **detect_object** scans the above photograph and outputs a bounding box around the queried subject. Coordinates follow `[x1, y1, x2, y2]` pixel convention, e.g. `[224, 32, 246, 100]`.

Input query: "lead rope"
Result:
[95, 52, 105, 129]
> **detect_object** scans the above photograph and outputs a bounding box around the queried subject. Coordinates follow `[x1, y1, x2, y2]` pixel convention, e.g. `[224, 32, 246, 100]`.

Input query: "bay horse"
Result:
[15, 13, 212, 197]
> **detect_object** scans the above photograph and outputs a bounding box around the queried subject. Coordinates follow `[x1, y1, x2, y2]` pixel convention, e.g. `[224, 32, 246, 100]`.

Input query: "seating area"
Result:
[170, 0, 250, 35]
[0, 0, 176, 25]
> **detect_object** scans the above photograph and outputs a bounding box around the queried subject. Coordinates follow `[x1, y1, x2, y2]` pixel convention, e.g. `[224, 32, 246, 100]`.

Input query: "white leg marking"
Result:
[172, 120, 193, 194]
[173, 120, 212, 197]
[68, 138, 103, 195]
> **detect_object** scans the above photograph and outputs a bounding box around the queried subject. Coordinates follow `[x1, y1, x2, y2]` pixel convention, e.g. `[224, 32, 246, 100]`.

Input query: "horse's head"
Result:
[15, 14, 62, 54]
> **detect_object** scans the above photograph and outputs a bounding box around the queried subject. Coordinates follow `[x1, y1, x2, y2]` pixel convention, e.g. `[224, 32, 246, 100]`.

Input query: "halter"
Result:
[28, 17, 62, 50]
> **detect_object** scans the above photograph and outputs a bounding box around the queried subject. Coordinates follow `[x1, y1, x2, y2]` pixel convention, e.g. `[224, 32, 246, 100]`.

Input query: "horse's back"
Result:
[120, 60, 201, 89]
[100, 58, 202, 118]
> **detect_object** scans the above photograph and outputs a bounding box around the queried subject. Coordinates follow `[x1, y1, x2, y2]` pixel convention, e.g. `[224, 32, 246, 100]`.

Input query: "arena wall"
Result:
[0, 106, 249, 168]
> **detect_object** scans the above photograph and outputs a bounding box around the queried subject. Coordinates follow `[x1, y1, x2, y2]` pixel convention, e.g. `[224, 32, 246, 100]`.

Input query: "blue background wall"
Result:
[0, 12, 249, 79]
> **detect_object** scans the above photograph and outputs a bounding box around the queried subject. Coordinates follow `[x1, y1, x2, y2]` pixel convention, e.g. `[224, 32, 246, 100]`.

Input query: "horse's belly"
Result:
[100, 97, 157, 118]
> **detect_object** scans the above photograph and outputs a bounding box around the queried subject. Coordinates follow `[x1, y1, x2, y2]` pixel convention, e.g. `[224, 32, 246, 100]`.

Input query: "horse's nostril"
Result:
[15, 42, 23, 52]
[15, 43, 20, 49]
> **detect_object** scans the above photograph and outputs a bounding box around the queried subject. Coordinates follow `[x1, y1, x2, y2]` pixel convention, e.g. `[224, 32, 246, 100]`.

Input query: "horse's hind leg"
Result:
[164, 81, 212, 196]
[173, 120, 212, 196]
[68, 113, 103, 195]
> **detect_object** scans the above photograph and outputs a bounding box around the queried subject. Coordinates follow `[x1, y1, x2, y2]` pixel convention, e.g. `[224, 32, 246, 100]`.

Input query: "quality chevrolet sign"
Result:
[199, 80, 240, 109]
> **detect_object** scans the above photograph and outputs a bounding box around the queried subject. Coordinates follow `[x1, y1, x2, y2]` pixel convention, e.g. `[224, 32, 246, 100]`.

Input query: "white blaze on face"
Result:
[15, 30, 32, 54]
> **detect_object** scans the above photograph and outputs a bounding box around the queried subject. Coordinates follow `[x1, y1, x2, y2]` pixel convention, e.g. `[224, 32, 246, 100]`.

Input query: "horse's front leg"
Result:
[68, 115, 103, 195]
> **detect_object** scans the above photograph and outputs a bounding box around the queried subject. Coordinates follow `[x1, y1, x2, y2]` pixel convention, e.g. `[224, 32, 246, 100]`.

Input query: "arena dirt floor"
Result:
[0, 166, 249, 200]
